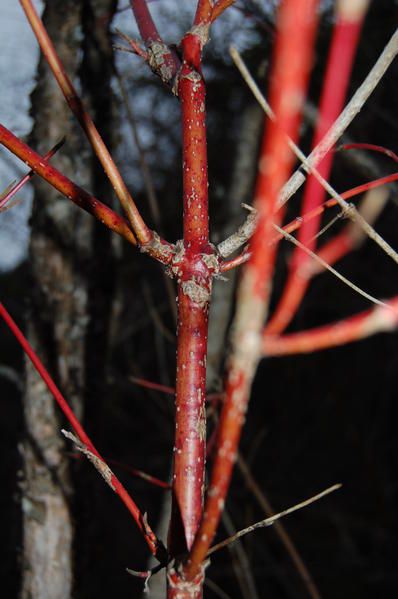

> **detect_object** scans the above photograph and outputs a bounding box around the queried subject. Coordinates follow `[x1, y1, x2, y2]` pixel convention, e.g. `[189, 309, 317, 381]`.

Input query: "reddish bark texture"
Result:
[263, 297, 398, 355]
[180, 34, 209, 251]
[0, 125, 136, 245]
[169, 25, 215, 560]
[266, 6, 366, 335]
[186, 0, 319, 580]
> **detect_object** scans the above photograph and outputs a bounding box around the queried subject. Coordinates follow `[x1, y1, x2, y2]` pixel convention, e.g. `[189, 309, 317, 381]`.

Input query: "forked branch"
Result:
[186, 0, 319, 580]
[0, 124, 137, 247]
[20, 0, 162, 251]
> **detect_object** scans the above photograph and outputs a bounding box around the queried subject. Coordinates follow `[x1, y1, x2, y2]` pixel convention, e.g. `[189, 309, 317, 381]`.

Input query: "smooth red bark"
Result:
[20, 0, 155, 245]
[0, 125, 175, 264]
[169, 25, 215, 560]
[266, 6, 367, 335]
[129, 0, 179, 83]
[185, 0, 319, 580]
[263, 297, 398, 355]
[0, 124, 136, 245]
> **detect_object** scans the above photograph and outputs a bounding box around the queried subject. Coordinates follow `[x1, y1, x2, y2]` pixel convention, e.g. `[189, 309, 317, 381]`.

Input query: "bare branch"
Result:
[230, 45, 398, 265]
[207, 484, 342, 556]
[279, 27, 398, 205]
[20, 0, 162, 250]
[211, 1, 237, 22]
[0, 302, 167, 561]
[62, 430, 116, 491]
[236, 454, 321, 599]
[309, 186, 389, 276]
[0, 138, 64, 210]
[263, 297, 398, 356]
[0, 124, 137, 246]
[217, 204, 257, 258]
[129, 0, 179, 83]
[273, 224, 389, 309]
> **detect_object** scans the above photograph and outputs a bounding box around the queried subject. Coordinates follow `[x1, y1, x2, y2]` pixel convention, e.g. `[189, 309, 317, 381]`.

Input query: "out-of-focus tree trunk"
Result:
[21, 1, 116, 597]
[207, 102, 263, 391]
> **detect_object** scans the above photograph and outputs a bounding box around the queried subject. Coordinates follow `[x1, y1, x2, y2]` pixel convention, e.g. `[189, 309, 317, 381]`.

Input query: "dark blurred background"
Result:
[1, 0, 398, 597]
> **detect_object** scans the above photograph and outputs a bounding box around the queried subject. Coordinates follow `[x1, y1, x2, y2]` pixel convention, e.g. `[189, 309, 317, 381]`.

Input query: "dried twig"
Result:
[273, 224, 389, 309]
[221, 509, 260, 599]
[230, 32, 398, 206]
[309, 186, 389, 276]
[62, 430, 116, 490]
[230, 46, 398, 265]
[279, 27, 398, 205]
[207, 484, 342, 556]
[114, 28, 148, 60]
[220, 173, 398, 271]
[217, 204, 257, 258]
[236, 454, 321, 599]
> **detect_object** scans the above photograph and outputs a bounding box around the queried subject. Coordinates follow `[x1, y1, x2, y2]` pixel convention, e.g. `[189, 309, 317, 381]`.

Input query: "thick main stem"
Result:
[168, 29, 215, 595]
[186, 0, 319, 580]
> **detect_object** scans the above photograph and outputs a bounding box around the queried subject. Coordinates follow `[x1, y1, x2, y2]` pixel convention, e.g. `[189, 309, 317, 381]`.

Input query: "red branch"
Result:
[340, 142, 398, 164]
[263, 297, 398, 355]
[0, 124, 138, 247]
[185, 0, 319, 581]
[266, 0, 367, 335]
[168, 23, 217, 561]
[20, 0, 159, 249]
[130, 0, 163, 42]
[129, 0, 179, 83]
[0, 138, 64, 210]
[0, 124, 175, 264]
[0, 302, 167, 563]
[194, 0, 213, 26]
[211, 0, 236, 22]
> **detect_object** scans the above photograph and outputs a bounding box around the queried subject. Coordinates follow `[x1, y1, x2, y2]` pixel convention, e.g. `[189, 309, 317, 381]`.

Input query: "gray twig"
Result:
[207, 484, 342, 556]
[227, 32, 398, 261]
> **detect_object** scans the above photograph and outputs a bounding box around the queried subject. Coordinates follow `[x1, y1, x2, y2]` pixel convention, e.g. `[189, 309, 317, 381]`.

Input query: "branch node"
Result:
[147, 41, 175, 84]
